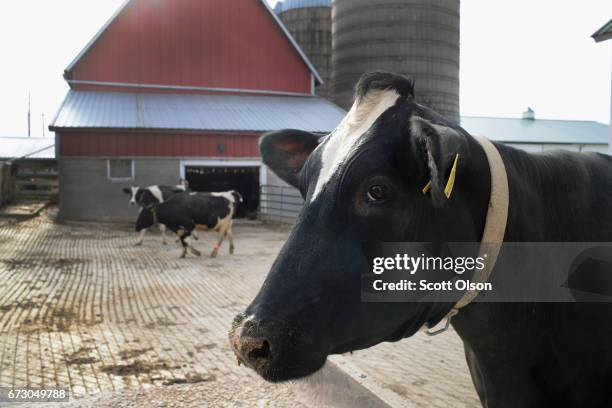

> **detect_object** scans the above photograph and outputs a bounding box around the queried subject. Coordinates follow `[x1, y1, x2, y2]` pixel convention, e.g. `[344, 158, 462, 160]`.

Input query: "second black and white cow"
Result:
[135, 191, 242, 258]
[122, 180, 189, 245]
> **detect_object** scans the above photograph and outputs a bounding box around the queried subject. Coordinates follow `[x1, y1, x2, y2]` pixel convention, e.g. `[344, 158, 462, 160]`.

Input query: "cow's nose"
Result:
[239, 336, 272, 368]
[229, 316, 274, 372]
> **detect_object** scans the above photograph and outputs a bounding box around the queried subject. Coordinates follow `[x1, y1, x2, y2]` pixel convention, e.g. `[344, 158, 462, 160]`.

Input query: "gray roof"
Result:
[461, 116, 610, 145]
[592, 19, 612, 42]
[49, 90, 346, 133]
[274, 0, 331, 14]
[65, 0, 322, 84]
[0, 137, 55, 160]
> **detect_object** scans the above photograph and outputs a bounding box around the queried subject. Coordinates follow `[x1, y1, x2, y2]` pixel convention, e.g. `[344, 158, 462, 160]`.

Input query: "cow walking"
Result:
[123, 180, 190, 245]
[136, 191, 242, 258]
[230, 72, 612, 406]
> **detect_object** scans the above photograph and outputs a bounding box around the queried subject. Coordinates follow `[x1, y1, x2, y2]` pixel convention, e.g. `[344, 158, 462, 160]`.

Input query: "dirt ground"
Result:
[0, 207, 478, 407]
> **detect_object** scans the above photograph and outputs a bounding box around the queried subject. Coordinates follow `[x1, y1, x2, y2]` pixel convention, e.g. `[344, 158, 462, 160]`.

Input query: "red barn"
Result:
[50, 0, 345, 220]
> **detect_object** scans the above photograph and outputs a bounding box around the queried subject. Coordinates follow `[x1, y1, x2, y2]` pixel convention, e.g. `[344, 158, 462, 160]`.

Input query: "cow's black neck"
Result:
[451, 143, 612, 406]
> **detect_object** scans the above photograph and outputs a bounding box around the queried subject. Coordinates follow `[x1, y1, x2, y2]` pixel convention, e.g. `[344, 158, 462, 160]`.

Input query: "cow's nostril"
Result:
[247, 339, 271, 364]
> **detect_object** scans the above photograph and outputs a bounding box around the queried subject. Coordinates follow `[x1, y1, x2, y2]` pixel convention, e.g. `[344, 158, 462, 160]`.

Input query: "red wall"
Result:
[69, 0, 312, 94]
[59, 132, 260, 158]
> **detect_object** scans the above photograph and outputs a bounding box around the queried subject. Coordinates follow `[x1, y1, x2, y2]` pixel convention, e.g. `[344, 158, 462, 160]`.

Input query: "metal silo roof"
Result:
[274, 0, 331, 14]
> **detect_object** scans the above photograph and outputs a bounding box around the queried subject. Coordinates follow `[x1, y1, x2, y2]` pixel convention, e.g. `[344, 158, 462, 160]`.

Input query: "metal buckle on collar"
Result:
[425, 308, 458, 336]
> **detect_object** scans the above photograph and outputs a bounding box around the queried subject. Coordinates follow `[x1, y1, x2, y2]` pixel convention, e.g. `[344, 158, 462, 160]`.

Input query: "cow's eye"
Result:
[367, 185, 389, 202]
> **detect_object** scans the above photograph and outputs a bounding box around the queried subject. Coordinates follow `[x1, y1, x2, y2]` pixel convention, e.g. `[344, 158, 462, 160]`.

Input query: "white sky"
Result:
[0, 0, 610, 138]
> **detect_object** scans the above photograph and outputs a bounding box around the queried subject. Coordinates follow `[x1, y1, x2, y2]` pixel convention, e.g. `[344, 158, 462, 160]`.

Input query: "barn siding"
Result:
[58, 132, 260, 158]
[69, 0, 312, 94]
[59, 158, 181, 221]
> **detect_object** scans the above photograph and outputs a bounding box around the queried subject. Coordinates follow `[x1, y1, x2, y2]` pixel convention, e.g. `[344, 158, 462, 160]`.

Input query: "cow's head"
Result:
[122, 186, 140, 206]
[177, 179, 190, 192]
[230, 190, 244, 205]
[230, 72, 490, 381]
[122, 186, 160, 208]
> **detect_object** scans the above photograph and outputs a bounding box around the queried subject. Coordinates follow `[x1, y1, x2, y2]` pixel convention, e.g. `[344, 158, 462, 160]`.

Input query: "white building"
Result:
[461, 109, 610, 153]
[592, 18, 612, 152]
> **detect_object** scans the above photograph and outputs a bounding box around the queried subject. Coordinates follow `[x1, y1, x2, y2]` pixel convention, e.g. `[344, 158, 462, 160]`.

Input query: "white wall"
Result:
[609, 44, 612, 153]
[506, 143, 608, 153]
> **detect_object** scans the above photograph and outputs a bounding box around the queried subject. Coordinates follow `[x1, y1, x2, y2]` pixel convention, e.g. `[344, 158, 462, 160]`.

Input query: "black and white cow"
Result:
[230, 72, 612, 406]
[122, 180, 190, 245]
[136, 190, 242, 258]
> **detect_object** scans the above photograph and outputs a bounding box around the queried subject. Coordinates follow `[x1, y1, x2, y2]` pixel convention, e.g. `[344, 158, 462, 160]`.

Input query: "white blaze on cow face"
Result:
[311, 89, 400, 202]
[129, 186, 139, 206]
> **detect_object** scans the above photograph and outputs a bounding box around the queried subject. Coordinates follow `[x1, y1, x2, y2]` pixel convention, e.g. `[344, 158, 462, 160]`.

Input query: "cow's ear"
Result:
[409, 117, 461, 207]
[259, 129, 319, 188]
[122, 187, 132, 194]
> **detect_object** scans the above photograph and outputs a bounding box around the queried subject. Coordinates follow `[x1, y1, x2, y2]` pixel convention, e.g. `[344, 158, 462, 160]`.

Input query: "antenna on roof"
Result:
[27, 92, 31, 137]
[42, 114, 45, 137]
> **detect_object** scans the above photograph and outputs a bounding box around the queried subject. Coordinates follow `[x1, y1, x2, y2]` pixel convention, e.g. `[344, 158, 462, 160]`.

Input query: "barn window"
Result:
[107, 159, 134, 181]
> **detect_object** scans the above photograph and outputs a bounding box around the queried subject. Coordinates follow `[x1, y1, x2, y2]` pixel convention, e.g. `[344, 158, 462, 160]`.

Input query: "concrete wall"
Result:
[59, 158, 180, 221]
[59, 158, 302, 222]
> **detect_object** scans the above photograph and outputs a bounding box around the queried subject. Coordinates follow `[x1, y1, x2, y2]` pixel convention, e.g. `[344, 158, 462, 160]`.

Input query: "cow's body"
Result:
[229, 72, 612, 407]
[123, 181, 189, 245]
[136, 191, 242, 258]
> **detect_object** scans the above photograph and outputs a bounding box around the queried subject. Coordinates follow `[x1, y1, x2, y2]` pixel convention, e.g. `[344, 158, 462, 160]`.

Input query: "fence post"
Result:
[280, 186, 285, 218]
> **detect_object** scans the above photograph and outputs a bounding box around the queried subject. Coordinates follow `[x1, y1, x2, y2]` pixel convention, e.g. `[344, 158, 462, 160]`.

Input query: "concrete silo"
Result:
[275, 0, 332, 98]
[331, 0, 460, 123]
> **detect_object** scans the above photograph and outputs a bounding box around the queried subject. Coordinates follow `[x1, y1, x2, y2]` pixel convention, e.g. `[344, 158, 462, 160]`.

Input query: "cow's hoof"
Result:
[191, 248, 202, 257]
[210, 250, 218, 258]
[134, 242, 143, 247]
[162, 241, 168, 246]
[229, 247, 234, 255]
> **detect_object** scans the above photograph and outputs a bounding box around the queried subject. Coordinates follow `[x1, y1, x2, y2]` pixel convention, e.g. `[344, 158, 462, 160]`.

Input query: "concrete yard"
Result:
[0, 208, 479, 407]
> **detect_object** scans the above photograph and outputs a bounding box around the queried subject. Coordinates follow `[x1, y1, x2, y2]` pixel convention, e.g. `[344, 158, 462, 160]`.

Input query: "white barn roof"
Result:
[50, 91, 346, 134]
[461, 116, 609, 145]
[0, 137, 55, 160]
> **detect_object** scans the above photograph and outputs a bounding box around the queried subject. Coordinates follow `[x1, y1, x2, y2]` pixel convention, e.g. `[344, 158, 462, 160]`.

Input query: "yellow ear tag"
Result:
[444, 154, 459, 199]
[421, 154, 459, 198]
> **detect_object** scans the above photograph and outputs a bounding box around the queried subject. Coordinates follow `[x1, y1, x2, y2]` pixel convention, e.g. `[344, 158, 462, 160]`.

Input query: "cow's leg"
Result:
[211, 228, 228, 258]
[177, 228, 188, 258]
[179, 238, 188, 258]
[192, 230, 199, 240]
[186, 232, 202, 257]
[227, 223, 234, 255]
[159, 223, 168, 245]
[135, 229, 146, 246]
